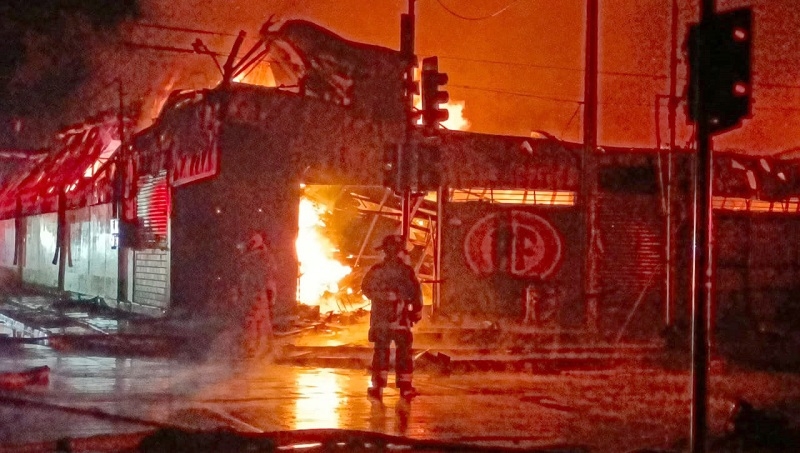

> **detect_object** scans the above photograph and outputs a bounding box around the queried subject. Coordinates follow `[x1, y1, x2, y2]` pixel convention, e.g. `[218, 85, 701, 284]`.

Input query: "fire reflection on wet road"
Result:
[294, 368, 351, 429]
[4, 345, 800, 452]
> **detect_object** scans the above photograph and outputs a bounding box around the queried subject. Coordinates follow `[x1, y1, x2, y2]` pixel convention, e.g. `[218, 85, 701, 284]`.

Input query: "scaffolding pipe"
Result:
[433, 186, 446, 319]
[353, 187, 391, 270]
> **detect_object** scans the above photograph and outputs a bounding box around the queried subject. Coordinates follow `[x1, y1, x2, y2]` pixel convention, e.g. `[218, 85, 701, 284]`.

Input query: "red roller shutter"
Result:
[136, 171, 169, 249]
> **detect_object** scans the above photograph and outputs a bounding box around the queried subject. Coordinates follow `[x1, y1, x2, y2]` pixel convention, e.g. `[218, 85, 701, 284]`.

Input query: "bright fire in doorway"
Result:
[295, 193, 354, 314]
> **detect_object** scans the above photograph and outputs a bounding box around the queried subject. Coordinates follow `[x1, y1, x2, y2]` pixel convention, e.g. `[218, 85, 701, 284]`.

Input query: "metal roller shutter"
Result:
[597, 193, 664, 339]
[133, 171, 170, 311]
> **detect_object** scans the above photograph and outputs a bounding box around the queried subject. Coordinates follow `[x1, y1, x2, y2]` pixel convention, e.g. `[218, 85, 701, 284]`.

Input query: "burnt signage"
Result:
[168, 102, 220, 187]
[463, 210, 564, 279]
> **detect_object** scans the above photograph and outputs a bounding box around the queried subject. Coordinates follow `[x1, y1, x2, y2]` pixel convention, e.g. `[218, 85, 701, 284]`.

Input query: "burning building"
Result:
[1, 19, 800, 364]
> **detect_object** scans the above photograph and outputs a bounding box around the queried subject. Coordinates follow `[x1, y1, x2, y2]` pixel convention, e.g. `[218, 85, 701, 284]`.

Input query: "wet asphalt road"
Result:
[2, 344, 800, 452]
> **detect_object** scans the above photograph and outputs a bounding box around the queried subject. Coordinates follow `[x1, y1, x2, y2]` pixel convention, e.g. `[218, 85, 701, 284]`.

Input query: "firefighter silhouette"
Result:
[237, 230, 277, 359]
[362, 234, 423, 400]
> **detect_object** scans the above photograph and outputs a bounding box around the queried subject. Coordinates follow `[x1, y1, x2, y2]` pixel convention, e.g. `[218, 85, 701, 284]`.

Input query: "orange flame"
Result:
[440, 100, 471, 131]
[413, 96, 471, 132]
[232, 62, 276, 87]
[295, 195, 352, 313]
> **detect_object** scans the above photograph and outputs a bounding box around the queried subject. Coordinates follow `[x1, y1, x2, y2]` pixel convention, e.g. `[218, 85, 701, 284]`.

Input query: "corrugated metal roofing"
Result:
[0, 112, 135, 220]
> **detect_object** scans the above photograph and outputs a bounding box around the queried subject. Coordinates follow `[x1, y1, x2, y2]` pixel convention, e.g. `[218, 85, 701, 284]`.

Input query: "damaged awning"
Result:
[714, 153, 800, 201]
[0, 149, 47, 191]
[0, 112, 135, 219]
[257, 19, 407, 121]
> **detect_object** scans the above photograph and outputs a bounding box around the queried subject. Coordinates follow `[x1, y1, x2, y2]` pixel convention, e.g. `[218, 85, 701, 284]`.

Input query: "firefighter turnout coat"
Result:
[362, 256, 423, 340]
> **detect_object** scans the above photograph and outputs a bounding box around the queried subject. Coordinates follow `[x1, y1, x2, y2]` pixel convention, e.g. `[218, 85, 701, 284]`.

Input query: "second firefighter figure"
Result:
[362, 234, 423, 400]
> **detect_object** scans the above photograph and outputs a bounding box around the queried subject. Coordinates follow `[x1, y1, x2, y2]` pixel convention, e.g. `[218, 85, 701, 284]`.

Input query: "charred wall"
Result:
[715, 213, 800, 368]
[169, 87, 405, 322]
[440, 202, 584, 327]
[224, 85, 404, 185]
[171, 123, 299, 321]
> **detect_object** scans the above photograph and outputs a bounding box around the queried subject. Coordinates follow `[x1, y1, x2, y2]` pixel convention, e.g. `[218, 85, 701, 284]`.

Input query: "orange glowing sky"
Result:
[104, 0, 800, 154]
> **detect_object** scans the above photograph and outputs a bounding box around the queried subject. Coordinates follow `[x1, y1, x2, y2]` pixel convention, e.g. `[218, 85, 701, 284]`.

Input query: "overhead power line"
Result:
[131, 20, 800, 92]
[439, 55, 669, 80]
[450, 84, 583, 105]
[452, 84, 655, 107]
[455, 82, 800, 113]
[122, 41, 221, 56]
[438, 55, 800, 91]
[130, 21, 240, 37]
[560, 104, 583, 139]
[755, 80, 800, 90]
[434, 0, 522, 21]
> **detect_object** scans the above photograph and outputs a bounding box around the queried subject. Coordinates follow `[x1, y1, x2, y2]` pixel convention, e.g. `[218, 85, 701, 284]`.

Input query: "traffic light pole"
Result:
[400, 0, 416, 242]
[690, 0, 715, 451]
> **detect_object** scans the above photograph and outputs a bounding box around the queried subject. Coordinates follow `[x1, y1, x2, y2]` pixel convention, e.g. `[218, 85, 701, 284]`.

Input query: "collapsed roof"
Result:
[2, 19, 800, 221]
[0, 112, 134, 219]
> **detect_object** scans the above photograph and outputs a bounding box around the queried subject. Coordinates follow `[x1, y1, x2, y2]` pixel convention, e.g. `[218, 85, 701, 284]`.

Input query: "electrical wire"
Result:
[434, 0, 521, 21]
[122, 41, 204, 55]
[130, 21, 240, 37]
[438, 54, 669, 80]
[133, 20, 800, 91]
[122, 41, 227, 57]
[451, 84, 660, 108]
[454, 82, 800, 113]
[438, 55, 800, 90]
[559, 103, 583, 139]
[119, 34, 800, 113]
[754, 80, 800, 90]
[128, 17, 800, 94]
[450, 84, 582, 104]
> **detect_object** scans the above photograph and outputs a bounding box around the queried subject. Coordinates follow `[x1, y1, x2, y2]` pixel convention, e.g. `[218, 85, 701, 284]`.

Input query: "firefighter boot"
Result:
[367, 386, 383, 401]
[399, 384, 418, 400]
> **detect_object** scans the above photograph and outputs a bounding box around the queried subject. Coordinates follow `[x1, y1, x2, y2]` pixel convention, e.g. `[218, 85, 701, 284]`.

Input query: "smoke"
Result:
[0, 1, 141, 148]
[6, 0, 800, 154]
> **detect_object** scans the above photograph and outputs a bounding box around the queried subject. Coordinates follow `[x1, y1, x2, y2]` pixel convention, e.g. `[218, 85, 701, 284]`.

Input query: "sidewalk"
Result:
[0, 288, 194, 357]
[0, 287, 667, 373]
[279, 317, 666, 373]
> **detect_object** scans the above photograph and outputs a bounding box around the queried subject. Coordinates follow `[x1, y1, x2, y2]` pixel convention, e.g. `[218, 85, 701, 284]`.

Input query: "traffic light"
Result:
[416, 142, 442, 192]
[421, 56, 449, 134]
[382, 143, 406, 193]
[403, 67, 419, 99]
[403, 70, 422, 125]
[686, 7, 752, 134]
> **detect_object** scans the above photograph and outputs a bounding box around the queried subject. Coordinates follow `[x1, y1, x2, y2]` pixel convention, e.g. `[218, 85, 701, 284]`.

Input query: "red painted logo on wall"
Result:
[463, 211, 564, 279]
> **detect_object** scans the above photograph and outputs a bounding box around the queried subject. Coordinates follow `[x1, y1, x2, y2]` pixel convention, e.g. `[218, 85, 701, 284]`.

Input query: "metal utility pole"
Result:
[690, 0, 716, 450]
[57, 186, 67, 292]
[582, 0, 600, 335]
[116, 79, 129, 306]
[400, 0, 416, 242]
[665, 0, 679, 326]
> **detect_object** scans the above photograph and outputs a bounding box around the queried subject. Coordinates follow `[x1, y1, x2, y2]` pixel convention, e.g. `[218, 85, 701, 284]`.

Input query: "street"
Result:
[3, 343, 800, 452]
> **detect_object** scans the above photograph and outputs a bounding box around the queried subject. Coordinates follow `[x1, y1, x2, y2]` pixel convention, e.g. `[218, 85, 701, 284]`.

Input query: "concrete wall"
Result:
[22, 212, 59, 288]
[63, 203, 118, 300]
[2, 205, 119, 300]
[0, 219, 14, 267]
[0, 218, 17, 286]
